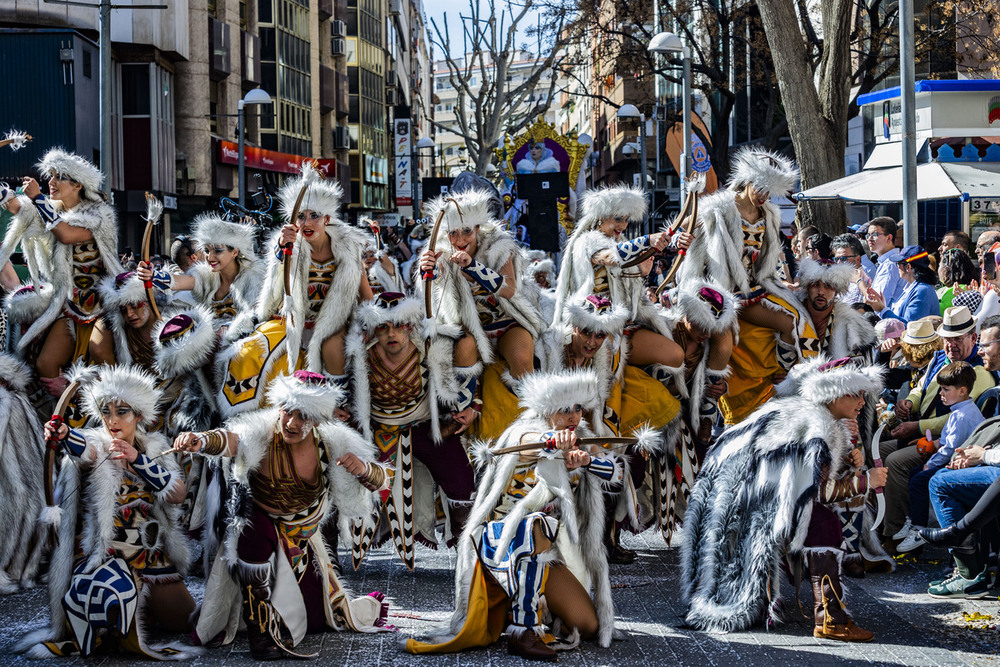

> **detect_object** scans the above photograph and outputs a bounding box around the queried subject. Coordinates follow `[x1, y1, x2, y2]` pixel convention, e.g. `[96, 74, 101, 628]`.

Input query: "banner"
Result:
[395, 118, 412, 206]
[218, 140, 335, 176]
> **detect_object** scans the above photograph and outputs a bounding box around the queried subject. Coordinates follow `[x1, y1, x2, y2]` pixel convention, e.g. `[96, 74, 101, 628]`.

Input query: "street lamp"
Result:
[238, 88, 273, 209]
[618, 104, 649, 231]
[648, 32, 692, 188]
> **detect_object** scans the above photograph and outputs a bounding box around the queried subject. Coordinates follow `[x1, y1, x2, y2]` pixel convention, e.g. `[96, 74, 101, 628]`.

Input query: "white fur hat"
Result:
[278, 162, 343, 221]
[775, 356, 883, 405]
[671, 279, 739, 336]
[268, 370, 345, 423]
[0, 353, 32, 394]
[353, 291, 424, 333]
[37, 148, 103, 201]
[566, 294, 629, 334]
[726, 146, 799, 197]
[517, 369, 602, 417]
[525, 257, 556, 285]
[152, 306, 217, 378]
[98, 271, 149, 309]
[193, 213, 258, 263]
[577, 184, 647, 232]
[83, 365, 162, 427]
[427, 189, 498, 236]
[796, 258, 855, 294]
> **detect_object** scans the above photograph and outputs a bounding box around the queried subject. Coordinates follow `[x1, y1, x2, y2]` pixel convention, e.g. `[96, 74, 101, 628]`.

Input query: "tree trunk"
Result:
[755, 0, 852, 236]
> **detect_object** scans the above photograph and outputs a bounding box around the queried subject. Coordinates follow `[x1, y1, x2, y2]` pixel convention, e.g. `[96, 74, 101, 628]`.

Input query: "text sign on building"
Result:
[218, 140, 336, 176]
[395, 118, 412, 206]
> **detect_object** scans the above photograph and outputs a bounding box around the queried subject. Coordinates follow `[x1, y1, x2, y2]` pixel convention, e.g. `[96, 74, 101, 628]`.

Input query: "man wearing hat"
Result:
[863, 245, 939, 323]
[880, 306, 997, 548]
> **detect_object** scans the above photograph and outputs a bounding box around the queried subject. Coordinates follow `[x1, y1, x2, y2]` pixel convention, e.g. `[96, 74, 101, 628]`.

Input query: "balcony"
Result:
[208, 17, 231, 81]
[319, 65, 336, 113]
[318, 0, 333, 20]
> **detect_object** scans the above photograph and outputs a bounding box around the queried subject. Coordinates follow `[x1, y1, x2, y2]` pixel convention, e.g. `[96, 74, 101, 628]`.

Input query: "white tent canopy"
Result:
[794, 161, 1000, 203]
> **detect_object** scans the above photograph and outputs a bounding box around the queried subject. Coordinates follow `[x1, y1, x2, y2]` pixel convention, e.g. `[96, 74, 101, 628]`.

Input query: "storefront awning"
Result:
[794, 161, 1000, 203]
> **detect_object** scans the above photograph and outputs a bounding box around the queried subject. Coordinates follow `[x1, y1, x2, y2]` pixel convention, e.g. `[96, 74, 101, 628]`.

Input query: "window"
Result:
[83, 49, 92, 78]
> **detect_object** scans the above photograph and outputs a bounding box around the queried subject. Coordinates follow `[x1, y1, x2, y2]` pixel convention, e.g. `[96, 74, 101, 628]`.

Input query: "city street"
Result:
[0, 529, 997, 666]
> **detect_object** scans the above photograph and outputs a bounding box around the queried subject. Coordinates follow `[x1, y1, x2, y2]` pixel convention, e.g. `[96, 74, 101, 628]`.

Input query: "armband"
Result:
[461, 259, 503, 293]
[541, 431, 557, 452]
[32, 195, 61, 227]
[616, 235, 651, 263]
[148, 269, 172, 291]
[132, 451, 171, 491]
[199, 429, 228, 456]
[584, 456, 617, 481]
[65, 427, 87, 457]
[359, 462, 386, 491]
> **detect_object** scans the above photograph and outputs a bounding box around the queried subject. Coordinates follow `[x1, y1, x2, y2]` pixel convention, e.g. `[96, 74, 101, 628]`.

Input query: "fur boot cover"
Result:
[16, 427, 191, 656]
[239, 222, 368, 373]
[423, 192, 546, 364]
[15, 197, 123, 350]
[413, 414, 620, 649]
[0, 354, 48, 593]
[194, 408, 381, 645]
[345, 294, 462, 442]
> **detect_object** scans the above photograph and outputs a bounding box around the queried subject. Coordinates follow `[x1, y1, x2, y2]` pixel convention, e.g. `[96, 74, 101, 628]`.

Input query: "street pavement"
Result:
[0, 529, 998, 666]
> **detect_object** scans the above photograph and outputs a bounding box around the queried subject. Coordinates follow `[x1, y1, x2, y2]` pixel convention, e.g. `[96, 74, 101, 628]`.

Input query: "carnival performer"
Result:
[20, 365, 196, 659]
[345, 291, 476, 568]
[677, 146, 803, 424]
[361, 224, 408, 296]
[552, 184, 689, 384]
[405, 369, 627, 660]
[418, 189, 546, 439]
[137, 213, 264, 336]
[681, 357, 884, 642]
[656, 280, 740, 545]
[184, 371, 394, 659]
[542, 294, 676, 560]
[218, 163, 372, 417]
[0, 353, 49, 594]
[0, 149, 122, 395]
[524, 249, 557, 324]
[89, 271, 167, 374]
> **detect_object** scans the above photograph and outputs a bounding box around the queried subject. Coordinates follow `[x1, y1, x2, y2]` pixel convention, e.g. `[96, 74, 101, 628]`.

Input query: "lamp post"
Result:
[648, 32, 692, 187]
[414, 136, 436, 216]
[618, 104, 648, 231]
[238, 88, 273, 209]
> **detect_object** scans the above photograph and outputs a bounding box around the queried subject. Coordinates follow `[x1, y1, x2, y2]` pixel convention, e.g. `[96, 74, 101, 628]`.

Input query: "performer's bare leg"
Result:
[36, 318, 74, 379]
[628, 328, 684, 368]
[530, 523, 598, 639]
[320, 329, 347, 376]
[739, 302, 796, 344]
[708, 329, 735, 372]
[454, 331, 479, 367]
[497, 326, 534, 379]
[146, 581, 196, 633]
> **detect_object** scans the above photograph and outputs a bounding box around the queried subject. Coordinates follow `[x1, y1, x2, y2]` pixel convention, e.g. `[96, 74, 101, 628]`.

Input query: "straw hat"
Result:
[902, 319, 940, 345]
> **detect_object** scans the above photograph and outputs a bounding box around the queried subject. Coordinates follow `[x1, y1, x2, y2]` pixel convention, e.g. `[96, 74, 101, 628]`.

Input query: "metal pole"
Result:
[99, 0, 111, 196]
[237, 100, 246, 209]
[681, 46, 692, 188]
[640, 116, 649, 233]
[900, 0, 918, 245]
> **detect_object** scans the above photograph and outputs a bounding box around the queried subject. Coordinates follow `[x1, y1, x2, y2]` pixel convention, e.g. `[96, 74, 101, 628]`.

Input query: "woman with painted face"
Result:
[0, 149, 123, 398]
[217, 163, 373, 418]
[20, 365, 195, 659]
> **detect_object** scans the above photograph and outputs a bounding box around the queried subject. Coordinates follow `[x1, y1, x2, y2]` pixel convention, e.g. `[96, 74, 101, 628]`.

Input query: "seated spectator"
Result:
[936, 248, 981, 314]
[939, 230, 972, 257]
[863, 246, 939, 324]
[974, 230, 1000, 269]
[876, 318, 939, 414]
[877, 306, 996, 548]
[867, 218, 906, 307]
[805, 232, 833, 261]
[793, 225, 819, 262]
[832, 233, 872, 305]
[895, 361, 984, 553]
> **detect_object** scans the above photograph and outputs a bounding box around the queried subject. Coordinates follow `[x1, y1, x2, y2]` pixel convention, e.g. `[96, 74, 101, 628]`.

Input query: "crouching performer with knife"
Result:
[406, 369, 651, 661]
[182, 370, 395, 660]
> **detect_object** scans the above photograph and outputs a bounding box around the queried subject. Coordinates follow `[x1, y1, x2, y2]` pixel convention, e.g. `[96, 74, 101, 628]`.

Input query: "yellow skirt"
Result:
[467, 361, 521, 442]
[219, 318, 303, 414]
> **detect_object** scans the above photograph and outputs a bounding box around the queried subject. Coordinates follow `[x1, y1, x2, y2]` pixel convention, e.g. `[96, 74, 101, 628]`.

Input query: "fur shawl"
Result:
[220, 410, 379, 560]
[680, 396, 853, 633]
[422, 416, 617, 647]
[0, 195, 53, 297]
[240, 223, 368, 372]
[16, 199, 123, 349]
[369, 255, 408, 295]
[425, 224, 546, 364]
[806, 300, 877, 361]
[678, 189, 790, 301]
[189, 259, 265, 326]
[553, 229, 672, 339]
[344, 318, 462, 443]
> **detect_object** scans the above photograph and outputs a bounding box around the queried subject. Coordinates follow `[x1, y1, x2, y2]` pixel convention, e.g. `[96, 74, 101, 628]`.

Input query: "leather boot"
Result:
[919, 520, 973, 549]
[234, 560, 293, 660]
[446, 500, 472, 548]
[507, 625, 557, 662]
[842, 554, 865, 579]
[808, 549, 874, 642]
[602, 495, 635, 564]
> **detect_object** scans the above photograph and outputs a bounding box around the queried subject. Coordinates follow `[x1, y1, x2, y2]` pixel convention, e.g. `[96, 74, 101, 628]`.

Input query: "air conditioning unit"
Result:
[333, 126, 350, 149]
[385, 87, 398, 106]
[386, 70, 397, 88]
[389, 0, 401, 16]
[331, 37, 346, 57]
[331, 20, 347, 37]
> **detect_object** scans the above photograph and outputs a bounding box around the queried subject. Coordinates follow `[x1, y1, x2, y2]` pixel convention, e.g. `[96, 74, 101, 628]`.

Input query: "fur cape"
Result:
[368, 254, 408, 295]
[152, 307, 219, 436]
[679, 396, 854, 633]
[188, 259, 265, 327]
[227, 222, 368, 372]
[677, 188, 794, 305]
[345, 316, 462, 443]
[415, 415, 618, 648]
[552, 228, 673, 340]
[801, 299, 877, 362]
[0, 196, 55, 321]
[0, 355, 47, 594]
[16, 198, 123, 349]
[18, 428, 191, 656]
[95, 274, 170, 369]
[425, 222, 546, 364]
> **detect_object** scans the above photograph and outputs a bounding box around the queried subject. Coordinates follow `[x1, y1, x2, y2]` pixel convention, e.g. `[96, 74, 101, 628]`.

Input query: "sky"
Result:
[421, 0, 542, 59]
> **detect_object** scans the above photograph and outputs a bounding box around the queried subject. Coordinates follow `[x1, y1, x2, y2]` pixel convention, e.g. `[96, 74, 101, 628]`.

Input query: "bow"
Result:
[489, 436, 639, 457]
[140, 192, 164, 322]
[655, 174, 706, 298]
[41, 378, 86, 545]
[869, 422, 887, 532]
[283, 161, 323, 299]
[422, 199, 455, 322]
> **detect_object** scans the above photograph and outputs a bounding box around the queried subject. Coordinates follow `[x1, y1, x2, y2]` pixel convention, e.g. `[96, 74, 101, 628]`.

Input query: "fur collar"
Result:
[190, 260, 266, 324]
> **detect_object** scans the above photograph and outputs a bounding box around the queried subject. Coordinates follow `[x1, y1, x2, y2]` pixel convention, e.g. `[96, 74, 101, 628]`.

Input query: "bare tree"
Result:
[428, 0, 568, 175]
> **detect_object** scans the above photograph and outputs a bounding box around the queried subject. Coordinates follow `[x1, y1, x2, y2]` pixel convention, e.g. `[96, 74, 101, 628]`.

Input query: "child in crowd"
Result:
[896, 361, 985, 552]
